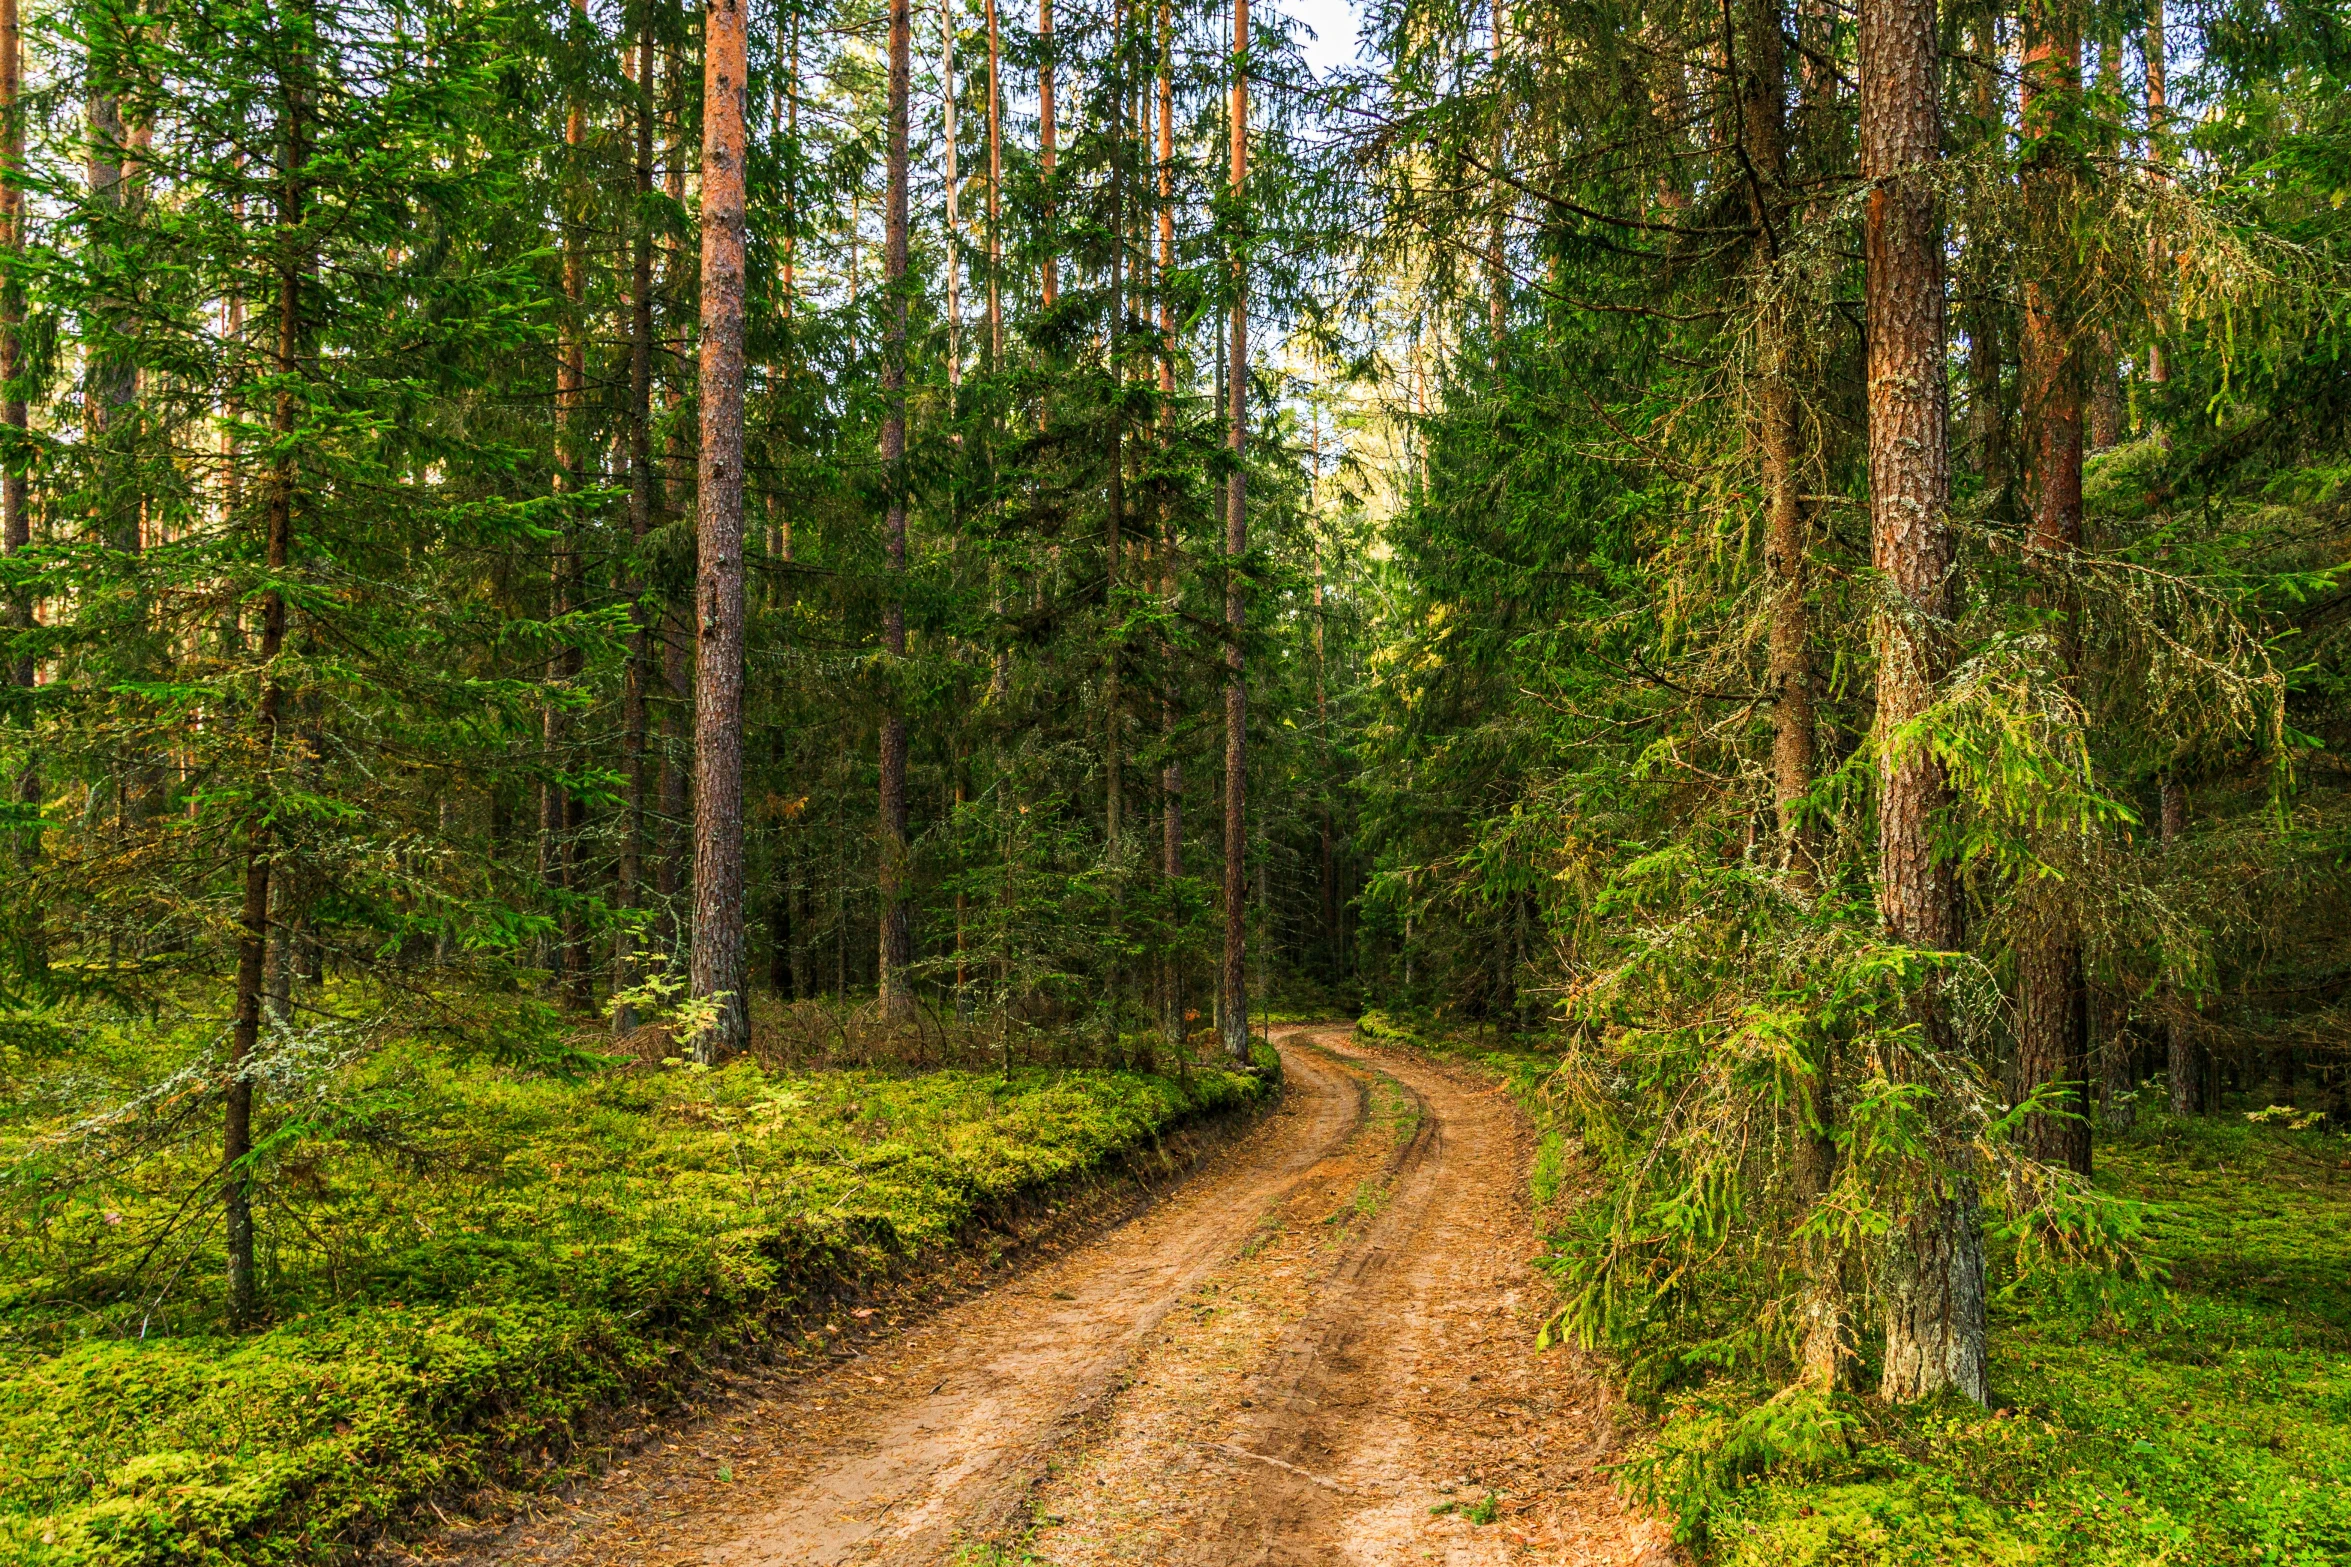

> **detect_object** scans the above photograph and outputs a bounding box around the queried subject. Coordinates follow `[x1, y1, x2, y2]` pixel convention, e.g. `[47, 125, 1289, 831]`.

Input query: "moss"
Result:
[0, 1052, 1270, 1565]
[1680, 1111, 2351, 1565]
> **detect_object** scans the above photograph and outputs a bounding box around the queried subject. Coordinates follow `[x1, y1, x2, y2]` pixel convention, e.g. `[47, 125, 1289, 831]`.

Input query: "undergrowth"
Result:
[1675, 1108, 2351, 1566]
[1358, 1012, 2351, 1565]
[0, 998, 1271, 1566]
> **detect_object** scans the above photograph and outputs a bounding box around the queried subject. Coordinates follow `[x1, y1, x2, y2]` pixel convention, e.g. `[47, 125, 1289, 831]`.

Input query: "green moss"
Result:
[0, 1051, 1269, 1565]
[1681, 1112, 2351, 1565]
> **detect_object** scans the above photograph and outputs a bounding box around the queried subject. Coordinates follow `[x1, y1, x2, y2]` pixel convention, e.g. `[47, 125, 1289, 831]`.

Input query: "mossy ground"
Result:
[0, 997, 1271, 1566]
[1697, 1108, 2351, 1567]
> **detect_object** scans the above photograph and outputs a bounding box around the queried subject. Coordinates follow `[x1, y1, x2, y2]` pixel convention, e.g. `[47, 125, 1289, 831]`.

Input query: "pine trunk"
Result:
[227, 88, 306, 1326]
[2015, 1, 2091, 1179]
[2143, 0, 2168, 387]
[614, 25, 657, 1036]
[689, 0, 751, 1060]
[1, 0, 33, 873]
[86, 77, 137, 553]
[1860, 0, 1988, 1406]
[656, 50, 692, 954]
[877, 0, 916, 1022]
[1736, 0, 1838, 1387]
[1487, 6, 1506, 367]
[1157, 0, 1183, 1054]
[1105, 122, 1124, 859]
[1039, 0, 1055, 307]
[2161, 774, 2197, 1112]
[986, 0, 1001, 366]
[1219, 0, 1249, 1063]
[1965, 12, 2006, 493]
[545, 0, 589, 1007]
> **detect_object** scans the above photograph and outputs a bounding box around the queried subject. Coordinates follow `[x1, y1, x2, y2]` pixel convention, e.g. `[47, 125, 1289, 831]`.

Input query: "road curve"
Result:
[443, 1027, 1669, 1567]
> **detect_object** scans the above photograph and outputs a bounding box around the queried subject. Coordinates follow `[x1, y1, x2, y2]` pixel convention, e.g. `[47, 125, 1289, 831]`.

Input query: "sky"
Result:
[1284, 0, 1365, 78]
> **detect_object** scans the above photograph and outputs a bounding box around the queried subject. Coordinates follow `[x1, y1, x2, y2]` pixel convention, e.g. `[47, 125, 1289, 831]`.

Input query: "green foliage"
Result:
[0, 1009, 1269, 1565]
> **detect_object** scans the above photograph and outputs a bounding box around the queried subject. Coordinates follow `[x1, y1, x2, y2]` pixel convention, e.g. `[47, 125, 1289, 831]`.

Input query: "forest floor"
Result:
[401, 1024, 1674, 1566]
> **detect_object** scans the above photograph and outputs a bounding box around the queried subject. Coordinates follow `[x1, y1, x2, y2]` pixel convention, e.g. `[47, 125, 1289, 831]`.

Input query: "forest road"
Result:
[446, 1026, 1668, 1567]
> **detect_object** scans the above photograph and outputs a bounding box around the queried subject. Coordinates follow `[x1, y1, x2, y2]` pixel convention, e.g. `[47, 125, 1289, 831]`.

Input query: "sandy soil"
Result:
[413, 1026, 1670, 1566]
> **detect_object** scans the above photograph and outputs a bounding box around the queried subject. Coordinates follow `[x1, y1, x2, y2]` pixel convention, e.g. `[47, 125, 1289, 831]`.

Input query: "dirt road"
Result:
[431, 1026, 1670, 1566]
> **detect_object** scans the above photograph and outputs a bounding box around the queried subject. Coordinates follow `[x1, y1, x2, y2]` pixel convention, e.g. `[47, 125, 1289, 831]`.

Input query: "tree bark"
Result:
[1105, 58, 1125, 861]
[226, 75, 307, 1327]
[2087, 38, 2121, 449]
[615, 23, 658, 1036]
[987, 0, 1002, 367]
[656, 48, 692, 955]
[86, 62, 138, 555]
[690, 0, 751, 1061]
[1157, 0, 1183, 1054]
[2161, 773, 2197, 1112]
[2014, 0, 2091, 1179]
[1219, 0, 1249, 1063]
[2095, 986, 2134, 1128]
[877, 0, 916, 1022]
[1040, 0, 1056, 308]
[544, 0, 590, 1007]
[1, 0, 34, 878]
[1314, 573, 1336, 978]
[1736, 0, 1837, 1388]
[1487, 3, 1506, 369]
[942, 0, 960, 393]
[1860, 0, 1988, 1405]
[1964, 12, 2006, 494]
[1736, 0, 1813, 883]
[2143, 0, 2167, 387]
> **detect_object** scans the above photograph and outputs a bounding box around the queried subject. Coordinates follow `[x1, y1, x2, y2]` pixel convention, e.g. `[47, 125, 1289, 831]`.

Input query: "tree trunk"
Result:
[782, 12, 798, 331]
[1, 0, 34, 888]
[1157, 0, 1183, 1055]
[1860, 0, 1988, 1406]
[1314, 571, 1337, 981]
[1964, 12, 2006, 494]
[2095, 986, 2134, 1128]
[2161, 773, 2197, 1112]
[227, 83, 306, 1327]
[1219, 0, 1249, 1063]
[689, 0, 751, 1061]
[86, 71, 138, 555]
[2087, 39, 2121, 449]
[1737, 0, 1812, 883]
[656, 49, 692, 956]
[987, 0, 1002, 367]
[1106, 120, 1125, 860]
[614, 24, 657, 1036]
[1039, 0, 1056, 308]
[2143, 0, 2168, 388]
[877, 0, 916, 1022]
[1737, 0, 1838, 1389]
[2014, 0, 2091, 1180]
[1486, 4, 1506, 369]
[942, 0, 960, 394]
[545, 0, 589, 1007]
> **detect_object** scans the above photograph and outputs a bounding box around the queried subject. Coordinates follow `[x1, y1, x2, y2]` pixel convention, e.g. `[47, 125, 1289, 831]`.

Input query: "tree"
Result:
[1860, 0, 1988, 1407]
[876, 0, 914, 1022]
[691, 0, 753, 1060]
[2012, 0, 2093, 1179]
[1218, 0, 1247, 1062]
